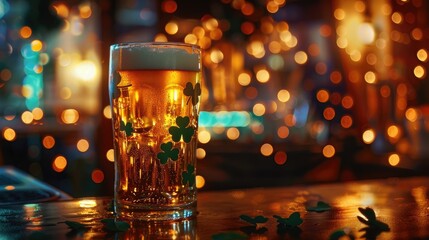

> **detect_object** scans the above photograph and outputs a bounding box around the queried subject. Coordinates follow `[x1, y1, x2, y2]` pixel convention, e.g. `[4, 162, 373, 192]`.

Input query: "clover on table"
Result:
[306, 201, 332, 212]
[120, 120, 133, 136]
[182, 164, 195, 186]
[273, 212, 303, 229]
[169, 116, 194, 143]
[183, 82, 201, 106]
[357, 207, 390, 232]
[157, 142, 179, 164]
[239, 215, 269, 229]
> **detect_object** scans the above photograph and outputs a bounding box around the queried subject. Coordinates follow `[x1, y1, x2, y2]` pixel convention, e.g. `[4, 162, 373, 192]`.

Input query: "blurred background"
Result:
[0, 0, 428, 197]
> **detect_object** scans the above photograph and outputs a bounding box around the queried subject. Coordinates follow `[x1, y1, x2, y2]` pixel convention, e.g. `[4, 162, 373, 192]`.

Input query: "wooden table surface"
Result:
[0, 176, 428, 239]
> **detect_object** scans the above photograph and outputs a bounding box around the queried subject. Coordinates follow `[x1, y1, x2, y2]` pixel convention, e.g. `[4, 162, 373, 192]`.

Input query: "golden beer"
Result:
[109, 43, 201, 220]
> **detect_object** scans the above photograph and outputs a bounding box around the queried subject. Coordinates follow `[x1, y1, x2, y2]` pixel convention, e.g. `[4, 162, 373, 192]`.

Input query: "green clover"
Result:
[64, 221, 89, 232]
[306, 201, 332, 212]
[169, 116, 194, 143]
[357, 207, 390, 231]
[101, 218, 130, 232]
[273, 212, 303, 228]
[239, 215, 269, 227]
[157, 142, 179, 164]
[182, 164, 195, 186]
[183, 82, 201, 106]
[120, 120, 133, 136]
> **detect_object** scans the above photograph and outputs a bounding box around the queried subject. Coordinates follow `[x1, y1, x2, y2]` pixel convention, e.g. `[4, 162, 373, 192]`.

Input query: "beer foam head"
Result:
[111, 42, 201, 71]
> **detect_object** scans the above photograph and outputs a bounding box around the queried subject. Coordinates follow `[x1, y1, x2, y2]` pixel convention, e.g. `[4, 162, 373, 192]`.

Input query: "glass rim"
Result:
[110, 41, 201, 50]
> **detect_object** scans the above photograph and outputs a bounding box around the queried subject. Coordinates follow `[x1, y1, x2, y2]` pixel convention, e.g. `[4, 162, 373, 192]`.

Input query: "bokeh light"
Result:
[91, 169, 104, 183]
[260, 143, 274, 156]
[53, 156, 67, 173]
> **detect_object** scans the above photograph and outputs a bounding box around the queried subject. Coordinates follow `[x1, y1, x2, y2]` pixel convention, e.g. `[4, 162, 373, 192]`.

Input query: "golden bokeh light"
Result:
[21, 111, 34, 124]
[256, 69, 270, 83]
[103, 105, 112, 119]
[196, 148, 206, 159]
[387, 125, 399, 138]
[42, 136, 55, 149]
[79, 3, 92, 18]
[388, 153, 400, 166]
[53, 155, 67, 173]
[31, 40, 43, 52]
[322, 144, 335, 158]
[316, 89, 329, 103]
[405, 108, 419, 122]
[20, 26, 32, 39]
[277, 89, 290, 103]
[210, 49, 224, 63]
[260, 143, 274, 156]
[3, 128, 16, 142]
[277, 126, 289, 139]
[364, 71, 377, 84]
[238, 72, 251, 86]
[362, 129, 376, 144]
[106, 149, 114, 162]
[226, 128, 240, 140]
[196, 175, 205, 189]
[198, 130, 211, 144]
[253, 103, 266, 116]
[334, 8, 346, 20]
[294, 51, 308, 64]
[391, 12, 403, 24]
[61, 109, 79, 124]
[414, 65, 425, 79]
[417, 49, 428, 62]
[165, 21, 179, 35]
[32, 108, 43, 121]
[77, 139, 90, 152]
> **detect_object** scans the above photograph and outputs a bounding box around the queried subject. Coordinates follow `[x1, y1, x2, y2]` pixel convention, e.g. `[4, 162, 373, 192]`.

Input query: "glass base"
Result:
[115, 201, 197, 221]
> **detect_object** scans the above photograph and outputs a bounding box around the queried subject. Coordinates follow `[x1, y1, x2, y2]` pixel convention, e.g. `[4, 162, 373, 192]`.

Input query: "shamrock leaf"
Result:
[169, 116, 194, 143]
[273, 212, 303, 228]
[211, 231, 248, 240]
[239, 215, 269, 227]
[120, 120, 133, 136]
[357, 207, 390, 231]
[101, 218, 130, 232]
[306, 201, 332, 212]
[183, 82, 201, 106]
[157, 142, 179, 164]
[329, 228, 355, 240]
[64, 221, 88, 231]
[182, 164, 195, 186]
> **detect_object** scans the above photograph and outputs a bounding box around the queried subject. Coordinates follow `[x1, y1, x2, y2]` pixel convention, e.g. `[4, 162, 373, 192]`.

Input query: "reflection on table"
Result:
[0, 176, 428, 239]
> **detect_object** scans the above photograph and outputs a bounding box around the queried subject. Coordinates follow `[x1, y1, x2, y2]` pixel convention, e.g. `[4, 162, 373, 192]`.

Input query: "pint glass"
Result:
[108, 42, 202, 220]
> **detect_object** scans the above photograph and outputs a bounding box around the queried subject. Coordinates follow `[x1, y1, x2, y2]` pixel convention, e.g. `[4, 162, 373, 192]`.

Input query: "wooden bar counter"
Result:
[0, 176, 428, 239]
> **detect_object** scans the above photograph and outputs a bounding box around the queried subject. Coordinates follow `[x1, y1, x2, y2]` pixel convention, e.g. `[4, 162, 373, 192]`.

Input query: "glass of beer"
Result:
[108, 42, 202, 221]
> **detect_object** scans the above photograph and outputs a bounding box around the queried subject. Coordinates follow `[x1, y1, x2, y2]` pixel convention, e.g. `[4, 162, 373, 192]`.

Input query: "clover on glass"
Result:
[169, 116, 194, 143]
[182, 164, 195, 186]
[183, 82, 201, 106]
[157, 142, 179, 164]
[120, 120, 133, 136]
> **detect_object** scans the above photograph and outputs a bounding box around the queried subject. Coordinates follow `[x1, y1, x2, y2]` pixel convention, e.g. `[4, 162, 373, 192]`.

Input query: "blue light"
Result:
[0, 0, 10, 19]
[199, 111, 251, 127]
